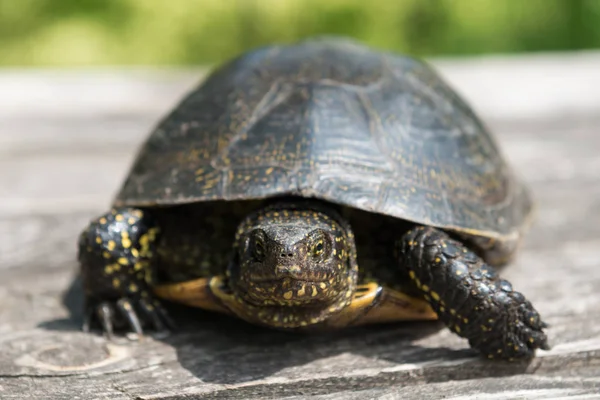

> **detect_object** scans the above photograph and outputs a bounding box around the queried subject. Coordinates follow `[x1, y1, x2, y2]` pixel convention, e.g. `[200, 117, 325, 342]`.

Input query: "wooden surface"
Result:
[2, 52, 600, 399]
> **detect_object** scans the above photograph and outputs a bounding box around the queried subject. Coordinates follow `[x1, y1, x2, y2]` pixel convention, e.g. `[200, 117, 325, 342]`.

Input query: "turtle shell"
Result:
[115, 37, 532, 242]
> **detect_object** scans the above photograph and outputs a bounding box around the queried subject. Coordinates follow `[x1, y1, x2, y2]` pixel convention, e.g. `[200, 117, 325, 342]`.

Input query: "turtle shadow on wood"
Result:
[37, 275, 533, 386]
[165, 312, 533, 385]
[164, 311, 446, 384]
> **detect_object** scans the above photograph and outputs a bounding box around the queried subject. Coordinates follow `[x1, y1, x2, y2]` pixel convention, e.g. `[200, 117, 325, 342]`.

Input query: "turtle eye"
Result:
[249, 231, 266, 262]
[254, 240, 265, 259]
[312, 241, 324, 258]
[310, 230, 329, 261]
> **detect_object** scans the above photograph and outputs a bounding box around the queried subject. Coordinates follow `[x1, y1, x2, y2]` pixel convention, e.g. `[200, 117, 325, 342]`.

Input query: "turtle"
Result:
[78, 37, 549, 360]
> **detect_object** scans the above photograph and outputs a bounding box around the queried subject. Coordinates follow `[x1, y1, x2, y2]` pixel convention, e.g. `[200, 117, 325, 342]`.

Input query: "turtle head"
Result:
[226, 206, 358, 328]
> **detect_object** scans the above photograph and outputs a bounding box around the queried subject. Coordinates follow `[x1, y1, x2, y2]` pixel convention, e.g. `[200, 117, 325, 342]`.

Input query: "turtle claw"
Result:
[82, 299, 117, 338]
[116, 298, 144, 336]
[153, 300, 177, 331]
[96, 302, 116, 339]
[139, 298, 165, 332]
[139, 298, 176, 332]
[83, 296, 174, 338]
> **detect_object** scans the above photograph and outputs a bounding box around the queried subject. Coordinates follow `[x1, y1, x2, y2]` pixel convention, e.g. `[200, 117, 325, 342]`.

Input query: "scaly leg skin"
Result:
[78, 207, 174, 338]
[397, 226, 549, 360]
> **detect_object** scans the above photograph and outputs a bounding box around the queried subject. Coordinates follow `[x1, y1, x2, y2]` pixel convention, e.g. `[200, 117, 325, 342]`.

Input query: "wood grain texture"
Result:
[2, 53, 600, 399]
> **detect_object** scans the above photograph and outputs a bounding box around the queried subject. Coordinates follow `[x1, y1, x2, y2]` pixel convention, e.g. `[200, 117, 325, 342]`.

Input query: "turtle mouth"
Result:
[210, 276, 354, 329]
[235, 276, 342, 307]
[230, 290, 352, 329]
[229, 284, 353, 329]
[249, 272, 331, 283]
[249, 276, 329, 284]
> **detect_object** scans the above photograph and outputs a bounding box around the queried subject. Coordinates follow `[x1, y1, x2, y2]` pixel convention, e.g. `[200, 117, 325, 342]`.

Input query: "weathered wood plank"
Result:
[2, 53, 600, 398]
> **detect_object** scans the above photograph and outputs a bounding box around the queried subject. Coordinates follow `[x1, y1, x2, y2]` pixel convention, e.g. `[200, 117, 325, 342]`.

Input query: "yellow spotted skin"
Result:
[79, 208, 157, 293]
[397, 226, 548, 360]
[78, 207, 172, 332]
[225, 201, 359, 328]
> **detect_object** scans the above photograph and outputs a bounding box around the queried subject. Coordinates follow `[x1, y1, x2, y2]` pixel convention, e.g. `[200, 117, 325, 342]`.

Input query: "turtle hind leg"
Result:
[396, 226, 549, 360]
[78, 207, 174, 337]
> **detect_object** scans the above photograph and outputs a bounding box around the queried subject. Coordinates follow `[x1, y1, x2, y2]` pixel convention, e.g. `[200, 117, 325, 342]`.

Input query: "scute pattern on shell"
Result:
[115, 37, 532, 241]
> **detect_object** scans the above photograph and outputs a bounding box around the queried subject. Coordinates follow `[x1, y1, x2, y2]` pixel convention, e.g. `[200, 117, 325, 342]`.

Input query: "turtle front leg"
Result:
[78, 207, 174, 337]
[397, 226, 549, 360]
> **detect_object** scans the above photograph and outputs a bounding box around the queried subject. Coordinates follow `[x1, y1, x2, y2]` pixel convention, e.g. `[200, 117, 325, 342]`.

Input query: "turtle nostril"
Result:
[280, 253, 294, 258]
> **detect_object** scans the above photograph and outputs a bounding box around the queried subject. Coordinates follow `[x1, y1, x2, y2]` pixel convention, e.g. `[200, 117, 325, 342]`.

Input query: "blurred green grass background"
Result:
[1, 0, 599, 67]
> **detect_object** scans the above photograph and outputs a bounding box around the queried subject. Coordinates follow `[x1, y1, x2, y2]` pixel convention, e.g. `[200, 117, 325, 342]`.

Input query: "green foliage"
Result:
[0, 0, 599, 66]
